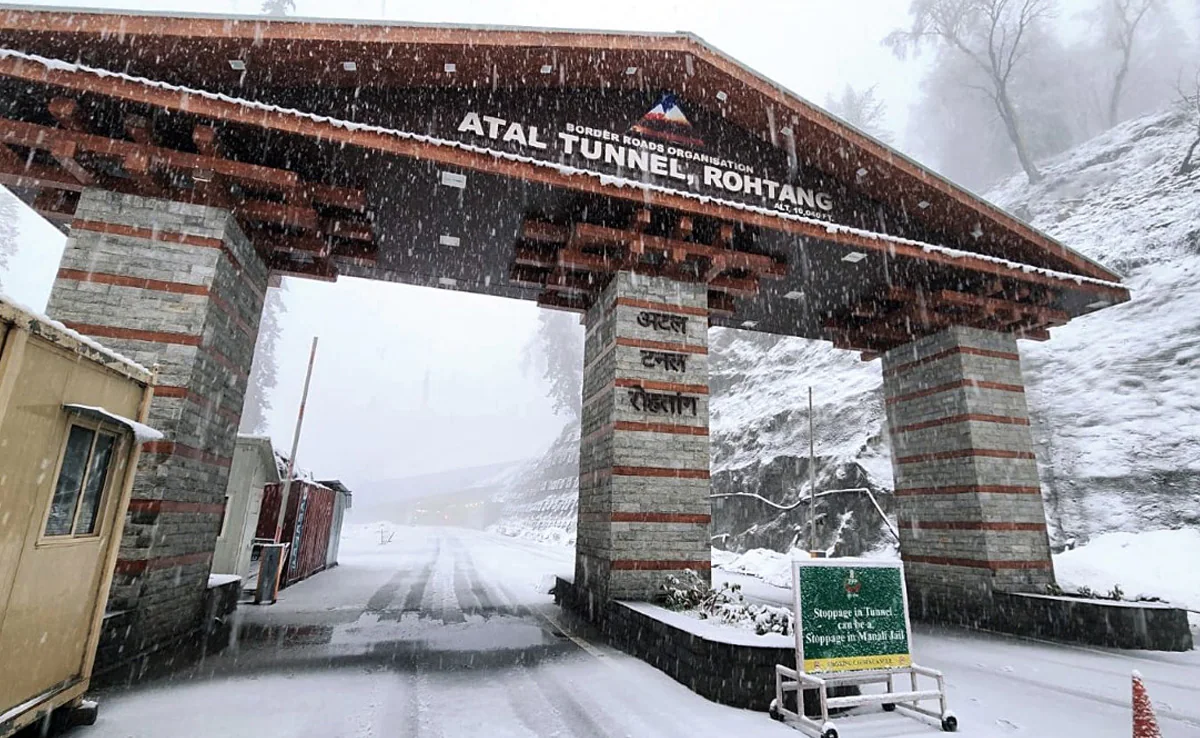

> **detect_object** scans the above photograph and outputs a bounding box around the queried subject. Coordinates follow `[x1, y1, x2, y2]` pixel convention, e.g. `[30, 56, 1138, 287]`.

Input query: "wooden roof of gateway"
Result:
[0, 6, 1130, 354]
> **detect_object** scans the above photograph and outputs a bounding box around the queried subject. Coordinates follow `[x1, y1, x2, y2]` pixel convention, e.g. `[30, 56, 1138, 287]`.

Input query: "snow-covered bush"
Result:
[661, 570, 794, 636]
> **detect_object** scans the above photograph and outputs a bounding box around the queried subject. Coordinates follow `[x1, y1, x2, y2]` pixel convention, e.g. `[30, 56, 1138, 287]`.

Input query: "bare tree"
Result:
[824, 85, 894, 143]
[1097, 0, 1159, 128]
[0, 189, 20, 294]
[241, 283, 289, 434]
[887, 0, 1055, 183]
[522, 309, 583, 420]
[1177, 70, 1200, 175]
[261, 0, 295, 16]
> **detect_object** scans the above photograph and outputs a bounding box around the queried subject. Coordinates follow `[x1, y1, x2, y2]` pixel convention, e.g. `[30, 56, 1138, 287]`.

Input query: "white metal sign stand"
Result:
[770, 558, 957, 738]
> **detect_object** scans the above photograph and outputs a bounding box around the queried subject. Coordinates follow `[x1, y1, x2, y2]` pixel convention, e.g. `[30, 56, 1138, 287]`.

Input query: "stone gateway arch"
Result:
[0, 6, 1129, 669]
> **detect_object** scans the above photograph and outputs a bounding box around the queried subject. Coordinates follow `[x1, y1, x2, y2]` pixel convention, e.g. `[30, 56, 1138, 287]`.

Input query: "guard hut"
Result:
[0, 6, 1131, 665]
[211, 435, 281, 581]
[0, 297, 158, 734]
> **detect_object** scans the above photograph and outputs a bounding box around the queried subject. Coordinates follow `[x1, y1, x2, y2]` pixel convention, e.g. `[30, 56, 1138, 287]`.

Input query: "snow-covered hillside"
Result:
[491, 108, 1198, 569]
[707, 107, 1200, 551]
[993, 111, 1200, 541]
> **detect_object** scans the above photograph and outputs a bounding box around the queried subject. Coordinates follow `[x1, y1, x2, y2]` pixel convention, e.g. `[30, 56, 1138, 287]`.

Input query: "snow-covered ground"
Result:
[84, 524, 1200, 737]
[1054, 529, 1200, 615]
[715, 527, 1200, 626]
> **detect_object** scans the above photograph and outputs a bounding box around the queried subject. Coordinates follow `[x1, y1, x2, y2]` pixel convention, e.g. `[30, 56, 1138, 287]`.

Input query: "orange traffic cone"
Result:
[1132, 670, 1162, 738]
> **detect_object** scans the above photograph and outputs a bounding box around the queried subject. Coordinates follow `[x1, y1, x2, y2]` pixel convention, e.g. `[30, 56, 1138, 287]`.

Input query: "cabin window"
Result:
[45, 423, 120, 537]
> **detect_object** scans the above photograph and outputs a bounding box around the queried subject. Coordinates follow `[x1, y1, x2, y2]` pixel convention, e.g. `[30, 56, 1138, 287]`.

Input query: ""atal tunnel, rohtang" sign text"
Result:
[793, 559, 913, 674]
[454, 94, 837, 221]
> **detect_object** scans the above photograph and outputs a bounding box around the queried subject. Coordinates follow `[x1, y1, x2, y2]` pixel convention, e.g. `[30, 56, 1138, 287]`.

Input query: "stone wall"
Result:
[576, 272, 712, 604]
[881, 326, 1055, 612]
[47, 189, 267, 672]
[554, 576, 792, 710]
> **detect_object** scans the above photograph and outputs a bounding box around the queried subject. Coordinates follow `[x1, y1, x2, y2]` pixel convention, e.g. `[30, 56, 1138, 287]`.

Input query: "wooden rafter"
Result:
[515, 213, 785, 317]
[0, 118, 297, 189]
[825, 285, 1066, 356]
[0, 53, 1124, 303]
[0, 107, 377, 285]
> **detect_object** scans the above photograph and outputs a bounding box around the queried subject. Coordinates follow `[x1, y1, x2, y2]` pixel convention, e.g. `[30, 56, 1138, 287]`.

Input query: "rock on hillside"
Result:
[488, 423, 579, 546]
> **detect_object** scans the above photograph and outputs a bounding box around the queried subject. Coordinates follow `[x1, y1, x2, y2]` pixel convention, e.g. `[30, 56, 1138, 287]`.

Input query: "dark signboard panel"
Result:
[262, 85, 928, 241]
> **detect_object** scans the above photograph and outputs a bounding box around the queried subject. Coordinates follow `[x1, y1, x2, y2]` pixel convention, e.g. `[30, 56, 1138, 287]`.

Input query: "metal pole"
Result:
[276, 336, 318, 542]
[809, 386, 816, 553]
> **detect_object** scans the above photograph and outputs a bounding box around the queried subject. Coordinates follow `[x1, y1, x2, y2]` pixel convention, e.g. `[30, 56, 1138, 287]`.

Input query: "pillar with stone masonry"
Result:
[880, 325, 1056, 619]
[46, 189, 268, 669]
[575, 272, 713, 613]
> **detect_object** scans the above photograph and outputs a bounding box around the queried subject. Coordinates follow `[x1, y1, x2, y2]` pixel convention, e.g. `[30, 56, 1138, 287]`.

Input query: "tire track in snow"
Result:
[402, 538, 440, 615]
[525, 666, 613, 738]
[456, 533, 517, 618]
[500, 665, 573, 737]
[364, 569, 410, 613]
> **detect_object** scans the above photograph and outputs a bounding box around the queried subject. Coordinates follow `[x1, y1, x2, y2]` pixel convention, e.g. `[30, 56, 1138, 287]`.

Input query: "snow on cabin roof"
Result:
[0, 292, 151, 380]
[64, 404, 163, 442]
[0, 48, 1127, 295]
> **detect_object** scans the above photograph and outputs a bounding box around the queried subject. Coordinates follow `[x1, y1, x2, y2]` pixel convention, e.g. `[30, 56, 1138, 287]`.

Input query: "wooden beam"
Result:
[558, 248, 621, 273]
[673, 215, 694, 241]
[191, 125, 224, 157]
[0, 143, 88, 193]
[536, 292, 588, 314]
[714, 223, 735, 248]
[567, 222, 780, 275]
[510, 265, 600, 296]
[47, 140, 95, 186]
[704, 254, 727, 282]
[305, 183, 367, 212]
[521, 220, 570, 243]
[708, 290, 736, 317]
[513, 244, 557, 269]
[268, 254, 338, 282]
[0, 55, 1125, 297]
[332, 254, 377, 268]
[933, 288, 1067, 326]
[708, 274, 759, 298]
[32, 188, 78, 223]
[236, 200, 319, 230]
[123, 114, 152, 144]
[259, 234, 331, 257]
[322, 219, 373, 242]
[0, 117, 298, 190]
[47, 96, 85, 131]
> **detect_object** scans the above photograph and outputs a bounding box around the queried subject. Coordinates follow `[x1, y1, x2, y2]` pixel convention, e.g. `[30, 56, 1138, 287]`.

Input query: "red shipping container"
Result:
[256, 480, 336, 586]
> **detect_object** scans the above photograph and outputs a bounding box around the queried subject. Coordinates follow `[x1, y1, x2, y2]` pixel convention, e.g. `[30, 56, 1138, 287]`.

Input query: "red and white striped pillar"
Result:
[575, 272, 712, 609]
[881, 326, 1056, 617]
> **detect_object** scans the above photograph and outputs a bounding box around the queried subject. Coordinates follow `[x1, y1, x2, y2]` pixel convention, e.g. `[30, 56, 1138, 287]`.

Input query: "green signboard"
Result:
[793, 559, 912, 674]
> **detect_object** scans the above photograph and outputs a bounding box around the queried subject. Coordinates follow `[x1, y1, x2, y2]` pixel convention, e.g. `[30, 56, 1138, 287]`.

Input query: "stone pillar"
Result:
[575, 272, 711, 612]
[881, 326, 1055, 619]
[47, 190, 267, 668]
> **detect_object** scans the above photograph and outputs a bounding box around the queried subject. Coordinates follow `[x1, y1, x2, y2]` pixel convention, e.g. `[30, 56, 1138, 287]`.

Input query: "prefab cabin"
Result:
[212, 435, 281, 582]
[0, 298, 157, 735]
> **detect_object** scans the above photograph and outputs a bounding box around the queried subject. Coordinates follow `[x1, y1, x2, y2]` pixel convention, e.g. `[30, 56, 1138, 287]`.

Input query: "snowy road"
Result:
[81, 526, 1200, 738]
